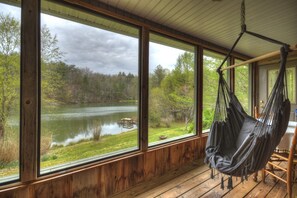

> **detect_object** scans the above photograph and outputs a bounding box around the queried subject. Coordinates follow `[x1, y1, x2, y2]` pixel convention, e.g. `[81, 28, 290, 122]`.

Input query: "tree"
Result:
[151, 65, 167, 88]
[41, 25, 64, 106]
[149, 52, 195, 129]
[161, 52, 195, 127]
[41, 25, 63, 63]
[0, 13, 20, 139]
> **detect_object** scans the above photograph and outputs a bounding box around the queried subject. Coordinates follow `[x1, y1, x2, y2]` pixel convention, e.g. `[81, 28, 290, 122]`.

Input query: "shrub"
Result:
[161, 116, 173, 128]
[92, 123, 102, 141]
[40, 132, 53, 155]
[0, 139, 18, 168]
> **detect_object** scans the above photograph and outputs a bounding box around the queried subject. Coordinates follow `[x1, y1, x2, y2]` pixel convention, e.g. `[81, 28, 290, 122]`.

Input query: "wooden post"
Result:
[140, 27, 149, 151]
[196, 46, 203, 137]
[21, 0, 39, 182]
[229, 56, 235, 92]
[251, 62, 258, 117]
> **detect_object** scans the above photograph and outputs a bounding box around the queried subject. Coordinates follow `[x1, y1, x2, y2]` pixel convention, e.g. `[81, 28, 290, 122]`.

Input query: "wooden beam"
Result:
[221, 44, 297, 71]
[21, 0, 40, 182]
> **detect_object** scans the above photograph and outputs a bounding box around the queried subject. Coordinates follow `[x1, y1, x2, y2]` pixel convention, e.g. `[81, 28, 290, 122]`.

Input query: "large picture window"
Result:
[40, 1, 139, 174]
[148, 33, 196, 146]
[0, 1, 21, 183]
[202, 50, 226, 132]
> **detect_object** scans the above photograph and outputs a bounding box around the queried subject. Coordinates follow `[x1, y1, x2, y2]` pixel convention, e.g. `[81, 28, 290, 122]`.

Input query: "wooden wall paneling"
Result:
[113, 160, 126, 194]
[72, 169, 98, 198]
[196, 137, 207, 160]
[155, 147, 170, 176]
[125, 155, 144, 187]
[97, 166, 105, 198]
[143, 151, 156, 180]
[21, 0, 40, 182]
[182, 141, 194, 165]
[34, 176, 71, 198]
[99, 163, 116, 197]
[0, 139, 206, 197]
[192, 139, 199, 161]
[169, 144, 183, 170]
[0, 187, 31, 198]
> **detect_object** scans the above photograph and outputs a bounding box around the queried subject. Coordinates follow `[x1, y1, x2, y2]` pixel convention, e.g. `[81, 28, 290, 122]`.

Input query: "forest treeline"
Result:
[42, 61, 138, 105]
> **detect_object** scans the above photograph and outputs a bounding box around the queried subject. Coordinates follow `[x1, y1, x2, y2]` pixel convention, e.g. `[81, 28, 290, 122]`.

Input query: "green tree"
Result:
[41, 24, 63, 63]
[151, 65, 167, 88]
[149, 52, 195, 129]
[41, 25, 64, 106]
[162, 52, 194, 127]
[202, 55, 223, 129]
[0, 13, 20, 139]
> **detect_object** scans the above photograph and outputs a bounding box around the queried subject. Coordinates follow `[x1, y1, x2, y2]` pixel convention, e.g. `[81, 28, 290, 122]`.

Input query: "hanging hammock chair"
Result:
[205, 0, 292, 179]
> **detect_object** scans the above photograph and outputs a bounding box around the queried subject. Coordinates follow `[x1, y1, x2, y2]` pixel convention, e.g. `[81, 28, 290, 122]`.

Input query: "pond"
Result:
[41, 104, 138, 146]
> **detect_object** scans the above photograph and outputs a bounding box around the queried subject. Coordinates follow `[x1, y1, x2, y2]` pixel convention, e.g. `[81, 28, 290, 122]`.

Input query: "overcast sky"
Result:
[1, 2, 186, 75]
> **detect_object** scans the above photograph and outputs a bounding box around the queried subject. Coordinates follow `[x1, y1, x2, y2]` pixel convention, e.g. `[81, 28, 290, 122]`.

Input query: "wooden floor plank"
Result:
[113, 162, 288, 198]
[112, 162, 204, 198]
[290, 181, 297, 198]
[135, 164, 209, 198]
[265, 168, 288, 198]
[155, 168, 213, 198]
[201, 175, 243, 198]
[245, 162, 285, 198]
[177, 175, 226, 198]
[244, 172, 286, 198]
[223, 176, 262, 198]
[265, 180, 287, 198]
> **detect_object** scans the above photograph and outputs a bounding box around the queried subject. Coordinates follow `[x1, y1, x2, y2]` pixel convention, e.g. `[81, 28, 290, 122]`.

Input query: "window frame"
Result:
[38, 0, 142, 176]
[201, 49, 228, 133]
[147, 31, 198, 147]
[0, 1, 22, 185]
[0, 0, 254, 187]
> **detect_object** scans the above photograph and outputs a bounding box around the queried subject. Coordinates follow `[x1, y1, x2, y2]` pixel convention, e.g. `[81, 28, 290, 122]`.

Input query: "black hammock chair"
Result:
[205, 1, 291, 178]
[205, 45, 290, 177]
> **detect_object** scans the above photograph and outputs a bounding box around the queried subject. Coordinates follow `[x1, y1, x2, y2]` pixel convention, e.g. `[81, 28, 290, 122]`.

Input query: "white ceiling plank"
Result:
[93, 0, 297, 57]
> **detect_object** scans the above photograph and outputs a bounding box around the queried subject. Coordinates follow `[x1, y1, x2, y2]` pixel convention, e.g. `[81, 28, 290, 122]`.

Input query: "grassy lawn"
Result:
[0, 122, 192, 177]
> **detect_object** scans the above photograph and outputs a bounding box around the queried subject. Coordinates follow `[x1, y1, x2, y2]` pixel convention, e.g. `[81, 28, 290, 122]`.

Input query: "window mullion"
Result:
[140, 27, 149, 152]
[21, 0, 40, 182]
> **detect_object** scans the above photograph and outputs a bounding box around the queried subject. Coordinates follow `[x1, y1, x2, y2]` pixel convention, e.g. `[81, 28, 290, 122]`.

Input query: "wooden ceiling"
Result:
[94, 0, 297, 58]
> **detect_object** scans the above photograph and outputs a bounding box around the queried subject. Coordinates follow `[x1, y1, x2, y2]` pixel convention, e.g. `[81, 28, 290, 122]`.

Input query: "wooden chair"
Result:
[262, 126, 297, 198]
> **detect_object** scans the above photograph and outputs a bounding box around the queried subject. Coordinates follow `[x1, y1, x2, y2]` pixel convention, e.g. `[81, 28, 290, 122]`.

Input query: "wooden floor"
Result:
[112, 161, 297, 198]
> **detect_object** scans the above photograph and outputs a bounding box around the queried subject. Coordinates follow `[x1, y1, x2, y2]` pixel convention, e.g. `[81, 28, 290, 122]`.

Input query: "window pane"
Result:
[234, 59, 251, 114]
[148, 33, 195, 146]
[0, 1, 20, 183]
[40, 1, 139, 174]
[268, 67, 296, 103]
[202, 50, 225, 132]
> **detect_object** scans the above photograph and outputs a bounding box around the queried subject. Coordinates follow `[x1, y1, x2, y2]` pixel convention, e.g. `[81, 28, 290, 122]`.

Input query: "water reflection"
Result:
[51, 122, 137, 146]
[41, 104, 137, 146]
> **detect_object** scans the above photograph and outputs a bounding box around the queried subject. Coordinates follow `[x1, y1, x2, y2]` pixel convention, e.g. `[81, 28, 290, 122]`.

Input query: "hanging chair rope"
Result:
[241, 0, 246, 32]
[217, 0, 291, 73]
